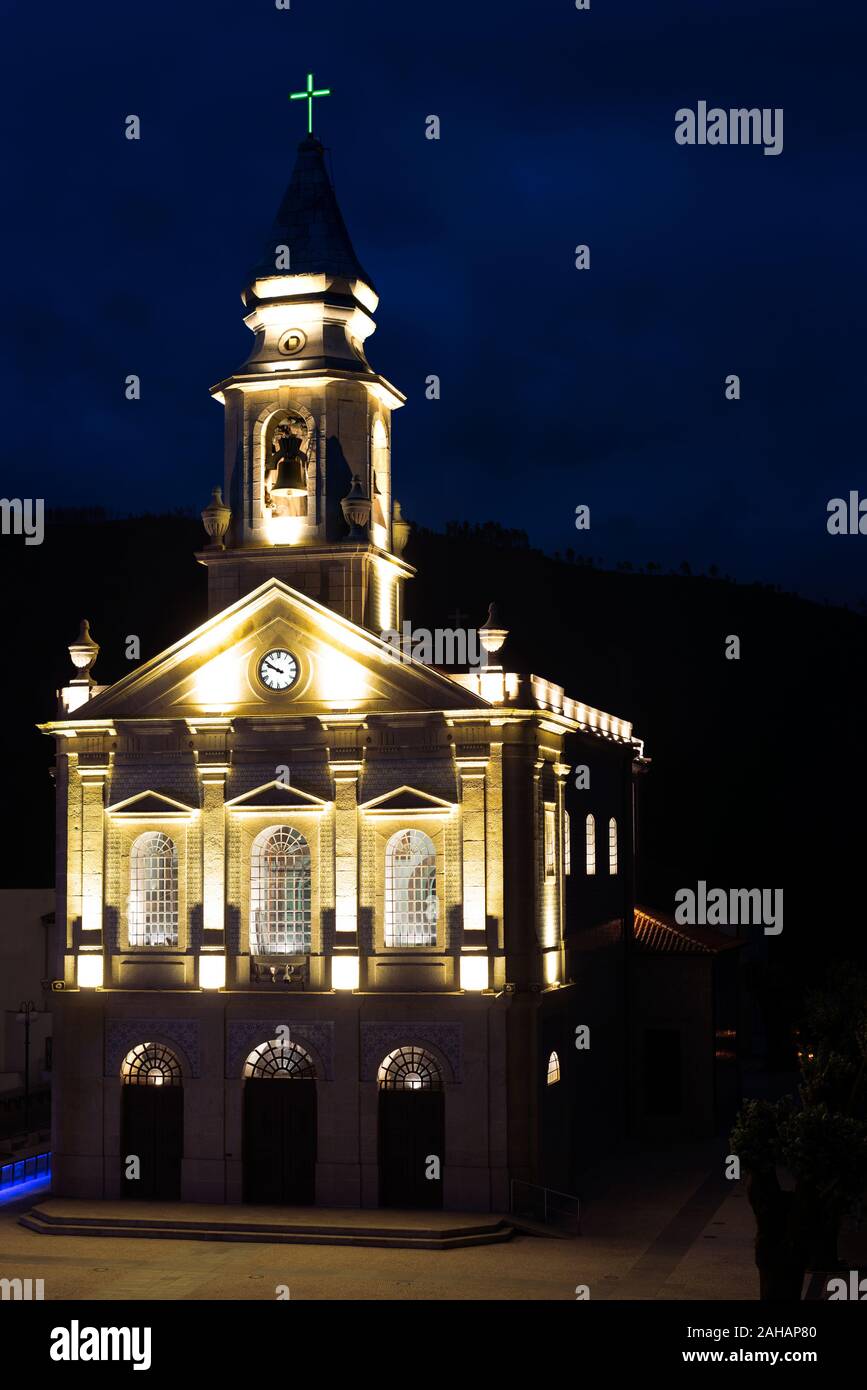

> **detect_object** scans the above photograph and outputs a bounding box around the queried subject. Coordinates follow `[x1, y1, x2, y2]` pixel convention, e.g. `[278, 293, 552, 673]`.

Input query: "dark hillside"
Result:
[5, 512, 864, 1044]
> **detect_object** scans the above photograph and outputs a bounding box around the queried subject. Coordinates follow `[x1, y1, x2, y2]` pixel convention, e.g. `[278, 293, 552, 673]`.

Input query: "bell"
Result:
[271, 454, 308, 498]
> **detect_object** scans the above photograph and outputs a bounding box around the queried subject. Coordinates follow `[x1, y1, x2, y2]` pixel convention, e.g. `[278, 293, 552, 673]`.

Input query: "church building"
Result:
[40, 130, 648, 1212]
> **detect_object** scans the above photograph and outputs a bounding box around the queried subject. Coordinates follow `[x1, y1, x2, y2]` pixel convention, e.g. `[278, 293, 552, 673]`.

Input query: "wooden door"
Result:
[379, 1089, 444, 1209]
[243, 1078, 316, 1204]
[121, 1084, 183, 1200]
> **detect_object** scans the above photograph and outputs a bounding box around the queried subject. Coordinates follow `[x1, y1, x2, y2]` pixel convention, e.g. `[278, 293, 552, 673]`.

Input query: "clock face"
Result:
[258, 649, 299, 692]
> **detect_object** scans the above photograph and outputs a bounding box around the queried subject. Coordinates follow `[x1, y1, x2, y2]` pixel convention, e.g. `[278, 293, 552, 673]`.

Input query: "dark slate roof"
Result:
[228, 782, 324, 810]
[108, 791, 196, 815]
[366, 789, 451, 811]
[633, 907, 745, 955]
[249, 136, 376, 290]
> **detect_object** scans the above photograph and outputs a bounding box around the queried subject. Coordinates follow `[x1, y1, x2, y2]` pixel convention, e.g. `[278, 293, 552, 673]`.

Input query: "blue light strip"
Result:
[0, 1172, 51, 1205]
[0, 1151, 51, 1201]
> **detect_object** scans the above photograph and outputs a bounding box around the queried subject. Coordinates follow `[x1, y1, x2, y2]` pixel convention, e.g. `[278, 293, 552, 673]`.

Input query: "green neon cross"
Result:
[289, 72, 331, 135]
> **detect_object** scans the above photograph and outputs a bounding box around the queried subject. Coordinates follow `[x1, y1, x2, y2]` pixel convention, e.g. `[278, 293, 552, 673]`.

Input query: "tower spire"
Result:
[249, 134, 375, 292]
[201, 129, 413, 633]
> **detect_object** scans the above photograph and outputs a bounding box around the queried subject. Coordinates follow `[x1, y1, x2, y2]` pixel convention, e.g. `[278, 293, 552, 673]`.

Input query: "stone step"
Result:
[20, 1209, 515, 1250]
[26, 1205, 506, 1241]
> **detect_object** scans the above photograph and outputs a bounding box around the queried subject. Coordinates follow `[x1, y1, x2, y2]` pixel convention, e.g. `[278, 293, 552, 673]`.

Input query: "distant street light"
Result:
[15, 1001, 38, 1136]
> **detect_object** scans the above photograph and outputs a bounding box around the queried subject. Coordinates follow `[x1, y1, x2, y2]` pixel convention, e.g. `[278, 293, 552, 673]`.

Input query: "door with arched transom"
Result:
[242, 1040, 317, 1205]
[378, 1046, 444, 1209]
[120, 1043, 184, 1200]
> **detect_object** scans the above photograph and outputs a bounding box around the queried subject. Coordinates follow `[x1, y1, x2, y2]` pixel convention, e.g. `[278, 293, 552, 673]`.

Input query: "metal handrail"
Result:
[510, 1178, 581, 1233]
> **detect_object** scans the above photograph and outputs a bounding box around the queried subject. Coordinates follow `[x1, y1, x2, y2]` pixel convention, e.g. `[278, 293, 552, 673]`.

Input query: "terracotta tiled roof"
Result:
[633, 906, 745, 955]
[569, 918, 624, 951]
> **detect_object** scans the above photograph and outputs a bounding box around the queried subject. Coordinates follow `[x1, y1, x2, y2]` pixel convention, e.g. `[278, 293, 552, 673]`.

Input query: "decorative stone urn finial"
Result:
[68, 619, 99, 684]
[479, 602, 508, 659]
[201, 486, 232, 549]
[341, 474, 371, 540]
[392, 499, 411, 556]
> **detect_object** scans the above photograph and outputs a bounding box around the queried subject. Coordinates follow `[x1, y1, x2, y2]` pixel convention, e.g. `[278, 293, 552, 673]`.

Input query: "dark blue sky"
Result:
[4, 0, 865, 603]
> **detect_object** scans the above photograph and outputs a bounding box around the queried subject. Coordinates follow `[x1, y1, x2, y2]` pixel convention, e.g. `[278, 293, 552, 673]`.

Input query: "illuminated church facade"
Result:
[41, 134, 647, 1212]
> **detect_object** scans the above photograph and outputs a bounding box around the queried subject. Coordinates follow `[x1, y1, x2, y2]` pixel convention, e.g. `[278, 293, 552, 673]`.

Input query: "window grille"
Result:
[121, 1042, 182, 1086]
[547, 1051, 561, 1086]
[251, 826, 311, 954]
[609, 817, 618, 875]
[242, 1039, 316, 1080]
[128, 832, 178, 946]
[564, 811, 572, 875]
[385, 829, 437, 946]
[377, 1045, 443, 1091]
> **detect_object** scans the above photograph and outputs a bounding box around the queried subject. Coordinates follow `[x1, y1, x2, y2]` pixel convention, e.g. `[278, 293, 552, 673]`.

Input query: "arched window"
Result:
[370, 416, 389, 546]
[547, 1050, 561, 1086]
[243, 1039, 316, 1080]
[378, 1046, 443, 1091]
[585, 814, 596, 875]
[609, 817, 618, 875]
[564, 811, 572, 876]
[129, 832, 178, 946]
[385, 829, 437, 946]
[544, 804, 556, 877]
[251, 826, 311, 954]
[121, 1042, 182, 1086]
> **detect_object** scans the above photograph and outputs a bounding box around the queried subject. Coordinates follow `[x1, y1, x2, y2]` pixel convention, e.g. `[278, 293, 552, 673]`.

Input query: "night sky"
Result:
[4, 0, 865, 604]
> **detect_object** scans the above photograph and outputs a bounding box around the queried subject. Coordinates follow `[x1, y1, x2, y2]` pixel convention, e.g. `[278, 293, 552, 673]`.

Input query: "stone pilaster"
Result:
[79, 769, 107, 944]
[200, 774, 226, 945]
[65, 758, 83, 952]
[532, 759, 546, 975]
[485, 742, 505, 958]
[554, 761, 570, 942]
[331, 763, 362, 936]
[457, 758, 487, 937]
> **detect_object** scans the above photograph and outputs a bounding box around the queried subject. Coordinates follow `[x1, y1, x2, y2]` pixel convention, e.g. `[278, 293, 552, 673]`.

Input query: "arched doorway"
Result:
[378, 1046, 444, 1209]
[120, 1043, 183, 1200]
[242, 1040, 317, 1205]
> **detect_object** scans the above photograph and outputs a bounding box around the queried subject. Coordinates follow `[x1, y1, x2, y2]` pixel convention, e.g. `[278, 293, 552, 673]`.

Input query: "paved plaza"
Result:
[0, 1141, 770, 1301]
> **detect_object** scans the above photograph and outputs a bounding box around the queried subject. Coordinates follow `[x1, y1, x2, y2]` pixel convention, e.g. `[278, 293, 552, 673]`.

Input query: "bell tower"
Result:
[197, 131, 414, 633]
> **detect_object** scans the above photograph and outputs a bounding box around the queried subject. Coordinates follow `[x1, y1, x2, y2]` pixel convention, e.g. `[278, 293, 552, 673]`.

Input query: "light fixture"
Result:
[460, 954, 489, 992]
[332, 955, 359, 991]
[77, 955, 103, 989]
[199, 955, 226, 990]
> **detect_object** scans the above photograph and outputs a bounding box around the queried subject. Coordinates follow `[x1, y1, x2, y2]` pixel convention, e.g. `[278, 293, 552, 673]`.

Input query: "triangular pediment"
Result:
[226, 779, 328, 812]
[107, 790, 197, 816]
[71, 578, 491, 722]
[359, 785, 455, 813]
